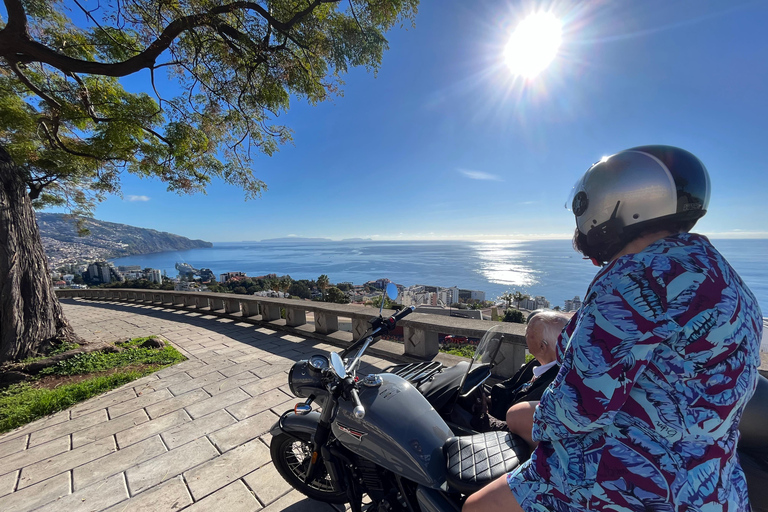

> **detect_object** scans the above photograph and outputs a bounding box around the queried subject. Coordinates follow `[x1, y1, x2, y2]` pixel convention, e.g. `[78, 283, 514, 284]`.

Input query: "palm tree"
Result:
[500, 292, 514, 310]
[317, 274, 330, 301]
[513, 291, 529, 310]
[279, 276, 292, 297]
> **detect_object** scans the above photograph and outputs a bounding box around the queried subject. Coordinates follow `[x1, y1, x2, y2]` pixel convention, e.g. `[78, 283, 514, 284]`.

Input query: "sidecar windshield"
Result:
[456, 325, 506, 396]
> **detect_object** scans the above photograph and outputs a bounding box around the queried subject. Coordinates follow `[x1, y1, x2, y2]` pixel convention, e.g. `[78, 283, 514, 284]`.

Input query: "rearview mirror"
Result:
[385, 282, 398, 301]
[330, 352, 347, 379]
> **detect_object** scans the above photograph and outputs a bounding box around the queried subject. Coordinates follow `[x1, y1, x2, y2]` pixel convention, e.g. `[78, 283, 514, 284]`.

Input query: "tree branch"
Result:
[2, 0, 27, 37]
[0, 1, 340, 77]
[6, 59, 62, 110]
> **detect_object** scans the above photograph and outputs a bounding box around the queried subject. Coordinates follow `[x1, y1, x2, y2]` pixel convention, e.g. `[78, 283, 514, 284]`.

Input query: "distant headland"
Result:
[37, 213, 212, 269]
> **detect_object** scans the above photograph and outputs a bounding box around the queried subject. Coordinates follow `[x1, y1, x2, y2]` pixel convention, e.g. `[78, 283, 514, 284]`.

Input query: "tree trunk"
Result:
[0, 146, 81, 362]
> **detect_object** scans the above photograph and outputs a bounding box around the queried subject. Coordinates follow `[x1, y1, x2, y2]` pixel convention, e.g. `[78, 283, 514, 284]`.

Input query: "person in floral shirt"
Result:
[464, 146, 762, 511]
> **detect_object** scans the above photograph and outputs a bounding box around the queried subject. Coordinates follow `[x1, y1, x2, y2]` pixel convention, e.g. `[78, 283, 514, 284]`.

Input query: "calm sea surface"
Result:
[111, 238, 768, 315]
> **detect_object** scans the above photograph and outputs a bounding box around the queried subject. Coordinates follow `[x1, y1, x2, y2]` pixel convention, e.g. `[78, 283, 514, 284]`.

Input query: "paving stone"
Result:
[226, 388, 293, 421]
[29, 408, 108, 447]
[154, 360, 205, 378]
[18, 435, 115, 489]
[260, 353, 295, 365]
[74, 435, 167, 490]
[0, 471, 70, 512]
[116, 409, 191, 448]
[72, 408, 149, 448]
[101, 476, 192, 512]
[252, 363, 292, 379]
[271, 398, 299, 416]
[70, 388, 137, 419]
[202, 371, 260, 396]
[125, 437, 219, 495]
[184, 438, 271, 500]
[34, 472, 128, 512]
[161, 409, 236, 450]
[184, 479, 262, 511]
[213, 346, 247, 357]
[167, 371, 227, 396]
[107, 388, 173, 418]
[145, 388, 209, 419]
[220, 360, 269, 378]
[243, 461, 293, 505]
[261, 490, 336, 512]
[280, 334, 307, 343]
[209, 411, 279, 453]
[133, 370, 192, 394]
[241, 373, 288, 397]
[0, 470, 18, 498]
[185, 387, 250, 419]
[0, 435, 70, 477]
[0, 434, 28, 460]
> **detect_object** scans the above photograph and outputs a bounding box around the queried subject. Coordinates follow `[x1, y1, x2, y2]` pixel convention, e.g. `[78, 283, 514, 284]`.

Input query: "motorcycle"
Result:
[269, 283, 768, 511]
[269, 284, 529, 511]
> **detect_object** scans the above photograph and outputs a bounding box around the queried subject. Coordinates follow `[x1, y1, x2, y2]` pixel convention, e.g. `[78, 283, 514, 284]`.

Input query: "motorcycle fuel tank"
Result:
[332, 373, 453, 489]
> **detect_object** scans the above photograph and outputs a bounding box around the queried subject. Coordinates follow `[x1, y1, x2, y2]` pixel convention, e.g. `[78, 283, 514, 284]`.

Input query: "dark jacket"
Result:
[487, 359, 560, 420]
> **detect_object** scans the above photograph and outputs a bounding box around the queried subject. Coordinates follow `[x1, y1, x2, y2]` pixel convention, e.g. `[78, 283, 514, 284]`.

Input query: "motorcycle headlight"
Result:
[288, 355, 328, 398]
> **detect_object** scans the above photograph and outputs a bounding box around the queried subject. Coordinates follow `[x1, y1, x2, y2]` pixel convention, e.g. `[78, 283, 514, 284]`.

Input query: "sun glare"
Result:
[504, 12, 562, 78]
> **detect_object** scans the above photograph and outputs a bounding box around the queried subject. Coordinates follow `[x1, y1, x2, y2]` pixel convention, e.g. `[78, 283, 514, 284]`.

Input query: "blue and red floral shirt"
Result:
[507, 233, 763, 511]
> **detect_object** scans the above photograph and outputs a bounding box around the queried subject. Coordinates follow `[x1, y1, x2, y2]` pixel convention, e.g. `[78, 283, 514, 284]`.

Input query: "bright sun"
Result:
[504, 12, 562, 78]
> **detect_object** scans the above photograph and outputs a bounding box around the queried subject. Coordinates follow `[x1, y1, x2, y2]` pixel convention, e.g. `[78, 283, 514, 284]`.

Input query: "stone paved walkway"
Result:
[0, 299, 395, 512]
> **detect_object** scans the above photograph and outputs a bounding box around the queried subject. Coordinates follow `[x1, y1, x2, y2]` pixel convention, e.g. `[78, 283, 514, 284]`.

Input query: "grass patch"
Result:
[439, 344, 537, 363]
[49, 342, 81, 356]
[440, 344, 476, 358]
[0, 337, 186, 434]
[39, 340, 185, 377]
[0, 372, 146, 433]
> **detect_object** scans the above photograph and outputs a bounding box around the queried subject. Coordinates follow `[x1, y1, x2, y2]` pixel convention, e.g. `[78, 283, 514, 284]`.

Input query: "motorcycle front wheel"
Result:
[270, 431, 349, 504]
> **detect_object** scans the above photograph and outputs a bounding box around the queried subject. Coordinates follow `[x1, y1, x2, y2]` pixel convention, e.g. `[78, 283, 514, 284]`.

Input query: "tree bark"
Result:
[0, 146, 81, 362]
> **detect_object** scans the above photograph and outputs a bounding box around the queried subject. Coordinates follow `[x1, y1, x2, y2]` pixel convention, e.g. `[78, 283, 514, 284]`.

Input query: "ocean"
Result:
[111, 238, 768, 316]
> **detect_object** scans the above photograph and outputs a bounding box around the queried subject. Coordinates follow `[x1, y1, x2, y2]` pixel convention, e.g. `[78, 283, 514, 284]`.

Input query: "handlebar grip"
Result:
[391, 306, 415, 323]
[349, 387, 365, 419]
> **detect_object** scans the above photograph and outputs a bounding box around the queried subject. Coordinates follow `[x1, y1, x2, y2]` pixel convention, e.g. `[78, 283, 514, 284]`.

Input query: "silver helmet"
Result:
[567, 145, 711, 262]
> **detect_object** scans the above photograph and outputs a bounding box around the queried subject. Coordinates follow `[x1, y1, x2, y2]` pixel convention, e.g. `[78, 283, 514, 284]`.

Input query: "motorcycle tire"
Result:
[270, 431, 349, 504]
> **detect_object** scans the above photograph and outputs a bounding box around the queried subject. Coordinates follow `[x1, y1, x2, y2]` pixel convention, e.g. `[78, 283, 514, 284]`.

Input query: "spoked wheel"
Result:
[270, 432, 348, 504]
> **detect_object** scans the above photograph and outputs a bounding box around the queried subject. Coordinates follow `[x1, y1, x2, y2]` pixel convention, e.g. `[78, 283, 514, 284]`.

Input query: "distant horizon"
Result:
[209, 232, 768, 244]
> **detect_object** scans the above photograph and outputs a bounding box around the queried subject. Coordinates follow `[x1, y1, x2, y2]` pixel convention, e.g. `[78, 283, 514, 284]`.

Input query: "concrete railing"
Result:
[56, 288, 528, 378]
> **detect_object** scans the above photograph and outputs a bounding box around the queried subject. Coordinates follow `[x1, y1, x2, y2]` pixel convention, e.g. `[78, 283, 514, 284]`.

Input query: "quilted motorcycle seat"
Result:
[444, 431, 530, 495]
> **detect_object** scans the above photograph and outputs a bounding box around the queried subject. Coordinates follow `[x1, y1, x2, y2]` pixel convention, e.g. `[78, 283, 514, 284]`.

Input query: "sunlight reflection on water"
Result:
[474, 242, 538, 288]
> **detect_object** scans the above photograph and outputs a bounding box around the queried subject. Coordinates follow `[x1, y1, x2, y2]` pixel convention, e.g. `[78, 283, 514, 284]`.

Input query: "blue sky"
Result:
[66, 0, 768, 242]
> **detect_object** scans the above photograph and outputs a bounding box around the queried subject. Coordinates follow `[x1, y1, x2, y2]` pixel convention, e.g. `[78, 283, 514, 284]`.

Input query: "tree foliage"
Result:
[316, 273, 329, 298]
[0, 0, 418, 214]
[325, 285, 349, 304]
[502, 309, 525, 324]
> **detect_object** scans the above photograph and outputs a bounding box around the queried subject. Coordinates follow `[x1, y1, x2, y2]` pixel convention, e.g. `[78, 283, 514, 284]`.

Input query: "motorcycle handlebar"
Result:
[391, 305, 415, 323]
[349, 386, 365, 419]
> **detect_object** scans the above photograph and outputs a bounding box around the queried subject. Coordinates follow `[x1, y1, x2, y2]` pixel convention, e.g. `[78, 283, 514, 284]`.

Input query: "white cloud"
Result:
[458, 169, 503, 181]
[126, 195, 150, 202]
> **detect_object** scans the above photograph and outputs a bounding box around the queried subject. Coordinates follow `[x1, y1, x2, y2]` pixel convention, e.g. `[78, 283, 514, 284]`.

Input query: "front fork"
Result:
[303, 386, 338, 485]
[302, 386, 365, 512]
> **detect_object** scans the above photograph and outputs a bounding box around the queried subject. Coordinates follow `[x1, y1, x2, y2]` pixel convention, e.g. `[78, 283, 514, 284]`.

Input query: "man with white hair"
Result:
[478, 310, 569, 434]
[500, 311, 569, 448]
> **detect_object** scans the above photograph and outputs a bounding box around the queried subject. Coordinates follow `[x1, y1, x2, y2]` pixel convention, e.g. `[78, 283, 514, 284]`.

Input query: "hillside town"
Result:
[50, 259, 588, 314]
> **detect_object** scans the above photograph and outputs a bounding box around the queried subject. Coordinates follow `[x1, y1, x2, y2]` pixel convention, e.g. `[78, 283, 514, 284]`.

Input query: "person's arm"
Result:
[532, 257, 679, 442]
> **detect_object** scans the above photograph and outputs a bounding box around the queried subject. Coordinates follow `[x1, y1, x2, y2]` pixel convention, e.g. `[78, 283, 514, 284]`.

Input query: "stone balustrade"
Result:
[56, 288, 528, 378]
